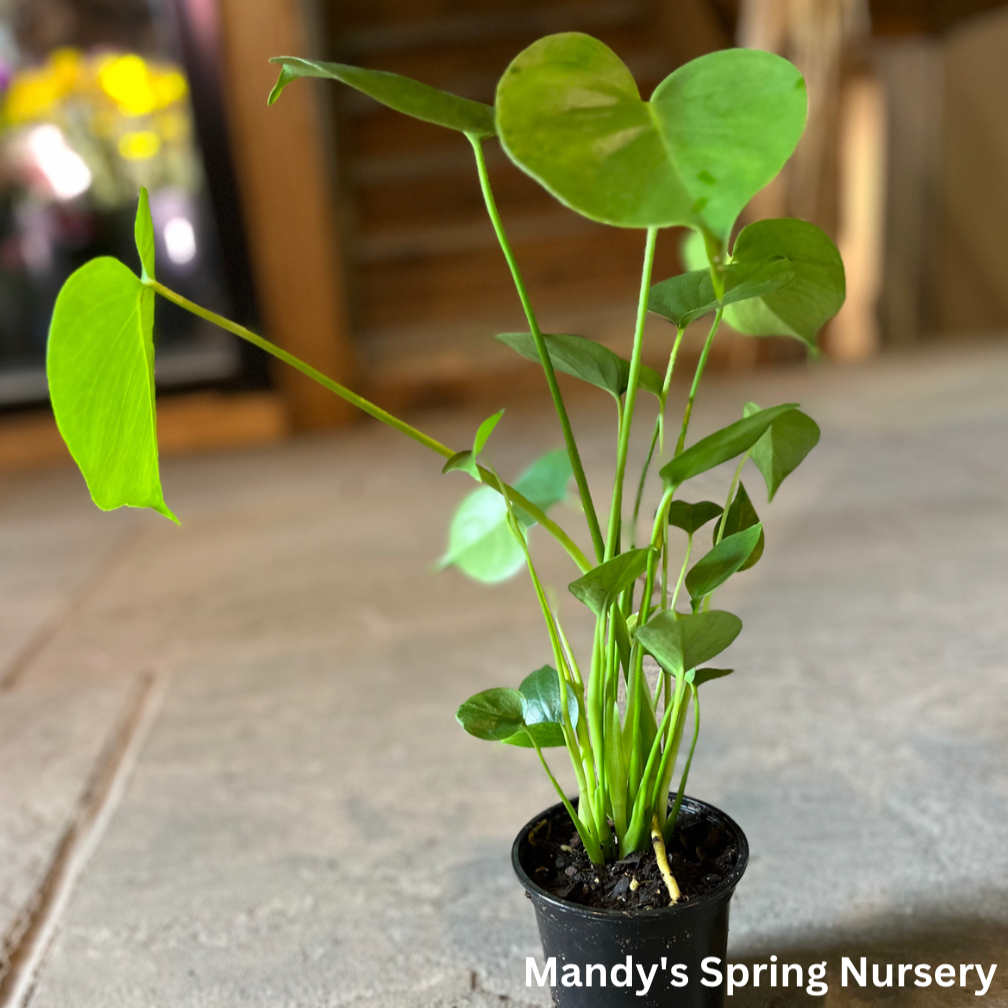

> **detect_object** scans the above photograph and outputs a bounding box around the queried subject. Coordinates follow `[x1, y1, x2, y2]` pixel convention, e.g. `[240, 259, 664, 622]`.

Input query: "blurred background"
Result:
[1, 0, 1007, 470]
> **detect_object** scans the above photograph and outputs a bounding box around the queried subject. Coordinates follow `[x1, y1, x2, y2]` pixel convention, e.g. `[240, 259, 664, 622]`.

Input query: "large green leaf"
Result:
[685, 524, 762, 602]
[495, 34, 806, 235]
[716, 481, 764, 570]
[744, 401, 821, 501]
[47, 257, 175, 522]
[503, 665, 579, 748]
[634, 609, 742, 676]
[441, 450, 572, 582]
[666, 499, 723, 536]
[659, 402, 798, 489]
[495, 331, 661, 399]
[724, 219, 845, 348]
[268, 57, 495, 137]
[568, 547, 655, 616]
[456, 688, 526, 741]
[647, 256, 795, 329]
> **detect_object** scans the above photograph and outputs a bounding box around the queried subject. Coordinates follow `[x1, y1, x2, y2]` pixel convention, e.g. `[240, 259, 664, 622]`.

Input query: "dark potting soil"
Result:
[520, 803, 740, 912]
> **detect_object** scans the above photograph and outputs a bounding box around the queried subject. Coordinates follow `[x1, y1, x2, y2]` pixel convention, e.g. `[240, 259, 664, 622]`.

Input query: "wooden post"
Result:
[216, 0, 356, 428]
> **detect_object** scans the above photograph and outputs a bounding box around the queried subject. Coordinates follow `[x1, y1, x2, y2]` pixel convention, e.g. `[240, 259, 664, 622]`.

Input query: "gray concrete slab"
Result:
[4, 340, 1008, 1007]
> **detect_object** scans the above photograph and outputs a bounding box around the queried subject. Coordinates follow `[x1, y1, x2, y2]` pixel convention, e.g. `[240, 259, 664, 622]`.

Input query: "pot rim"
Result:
[512, 794, 749, 920]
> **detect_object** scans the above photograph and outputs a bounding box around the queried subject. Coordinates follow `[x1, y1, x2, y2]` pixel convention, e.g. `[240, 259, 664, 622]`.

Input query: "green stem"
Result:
[606, 226, 659, 561]
[674, 308, 723, 458]
[147, 279, 591, 572]
[467, 135, 605, 562]
[664, 685, 700, 844]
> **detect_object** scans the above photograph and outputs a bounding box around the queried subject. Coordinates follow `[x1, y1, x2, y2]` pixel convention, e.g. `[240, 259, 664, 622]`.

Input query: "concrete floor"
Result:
[1, 342, 1007, 1007]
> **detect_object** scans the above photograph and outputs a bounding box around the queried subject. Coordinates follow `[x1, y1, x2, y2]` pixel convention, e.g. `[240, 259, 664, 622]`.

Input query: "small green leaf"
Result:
[443, 410, 504, 479]
[269, 57, 496, 137]
[495, 34, 806, 236]
[47, 257, 175, 522]
[716, 481, 764, 570]
[743, 402, 821, 501]
[495, 332, 662, 400]
[456, 688, 526, 741]
[667, 499, 723, 536]
[441, 450, 572, 582]
[568, 547, 655, 617]
[660, 403, 799, 489]
[648, 257, 795, 329]
[502, 665, 579, 748]
[685, 524, 763, 601]
[724, 219, 845, 348]
[687, 667, 734, 687]
[441, 450, 473, 475]
[135, 187, 155, 281]
[634, 609, 742, 676]
[474, 409, 504, 455]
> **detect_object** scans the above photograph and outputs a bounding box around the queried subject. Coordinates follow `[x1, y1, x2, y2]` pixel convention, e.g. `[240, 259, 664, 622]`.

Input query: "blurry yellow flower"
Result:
[118, 130, 161, 160]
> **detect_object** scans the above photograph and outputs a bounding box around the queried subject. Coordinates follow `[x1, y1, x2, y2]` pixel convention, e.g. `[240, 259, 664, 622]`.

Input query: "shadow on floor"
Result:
[731, 917, 1007, 1006]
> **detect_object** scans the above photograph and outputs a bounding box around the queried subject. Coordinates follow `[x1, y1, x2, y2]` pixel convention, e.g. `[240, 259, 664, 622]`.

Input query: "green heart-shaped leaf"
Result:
[744, 401, 821, 500]
[568, 547, 655, 617]
[647, 256, 795, 329]
[685, 524, 762, 602]
[47, 256, 175, 522]
[456, 688, 526, 741]
[269, 57, 496, 137]
[659, 402, 799, 489]
[687, 667, 734, 687]
[634, 609, 742, 676]
[502, 665, 579, 748]
[441, 450, 571, 582]
[716, 481, 764, 570]
[667, 499, 723, 536]
[495, 34, 806, 236]
[495, 331, 662, 400]
[724, 219, 845, 347]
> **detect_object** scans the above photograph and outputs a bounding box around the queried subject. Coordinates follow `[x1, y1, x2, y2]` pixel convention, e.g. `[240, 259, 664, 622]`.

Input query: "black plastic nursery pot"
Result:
[513, 797, 749, 1007]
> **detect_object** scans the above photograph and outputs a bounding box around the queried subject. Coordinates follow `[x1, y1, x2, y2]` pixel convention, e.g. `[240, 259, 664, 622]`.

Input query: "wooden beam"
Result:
[216, 0, 357, 429]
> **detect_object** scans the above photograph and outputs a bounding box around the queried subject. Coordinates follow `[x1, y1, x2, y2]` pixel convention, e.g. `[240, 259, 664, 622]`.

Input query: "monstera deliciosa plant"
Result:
[47, 35, 843, 887]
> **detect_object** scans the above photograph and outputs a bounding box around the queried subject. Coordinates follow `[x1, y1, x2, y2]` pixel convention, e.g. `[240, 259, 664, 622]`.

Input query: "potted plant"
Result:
[45, 32, 844, 1007]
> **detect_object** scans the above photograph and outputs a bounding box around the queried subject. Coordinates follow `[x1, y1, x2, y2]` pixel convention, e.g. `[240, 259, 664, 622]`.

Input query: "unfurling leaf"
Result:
[135, 186, 155, 281]
[634, 609, 742, 676]
[47, 257, 176, 522]
[685, 524, 763, 602]
[456, 688, 526, 740]
[568, 547, 655, 617]
[269, 57, 495, 137]
[496, 34, 806, 236]
[724, 219, 845, 348]
[660, 403, 799, 489]
[744, 402, 821, 500]
[441, 450, 572, 582]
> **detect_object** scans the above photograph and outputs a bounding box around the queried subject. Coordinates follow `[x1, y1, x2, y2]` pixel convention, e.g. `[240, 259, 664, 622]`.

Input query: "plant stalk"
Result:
[467, 135, 605, 562]
[147, 279, 591, 572]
